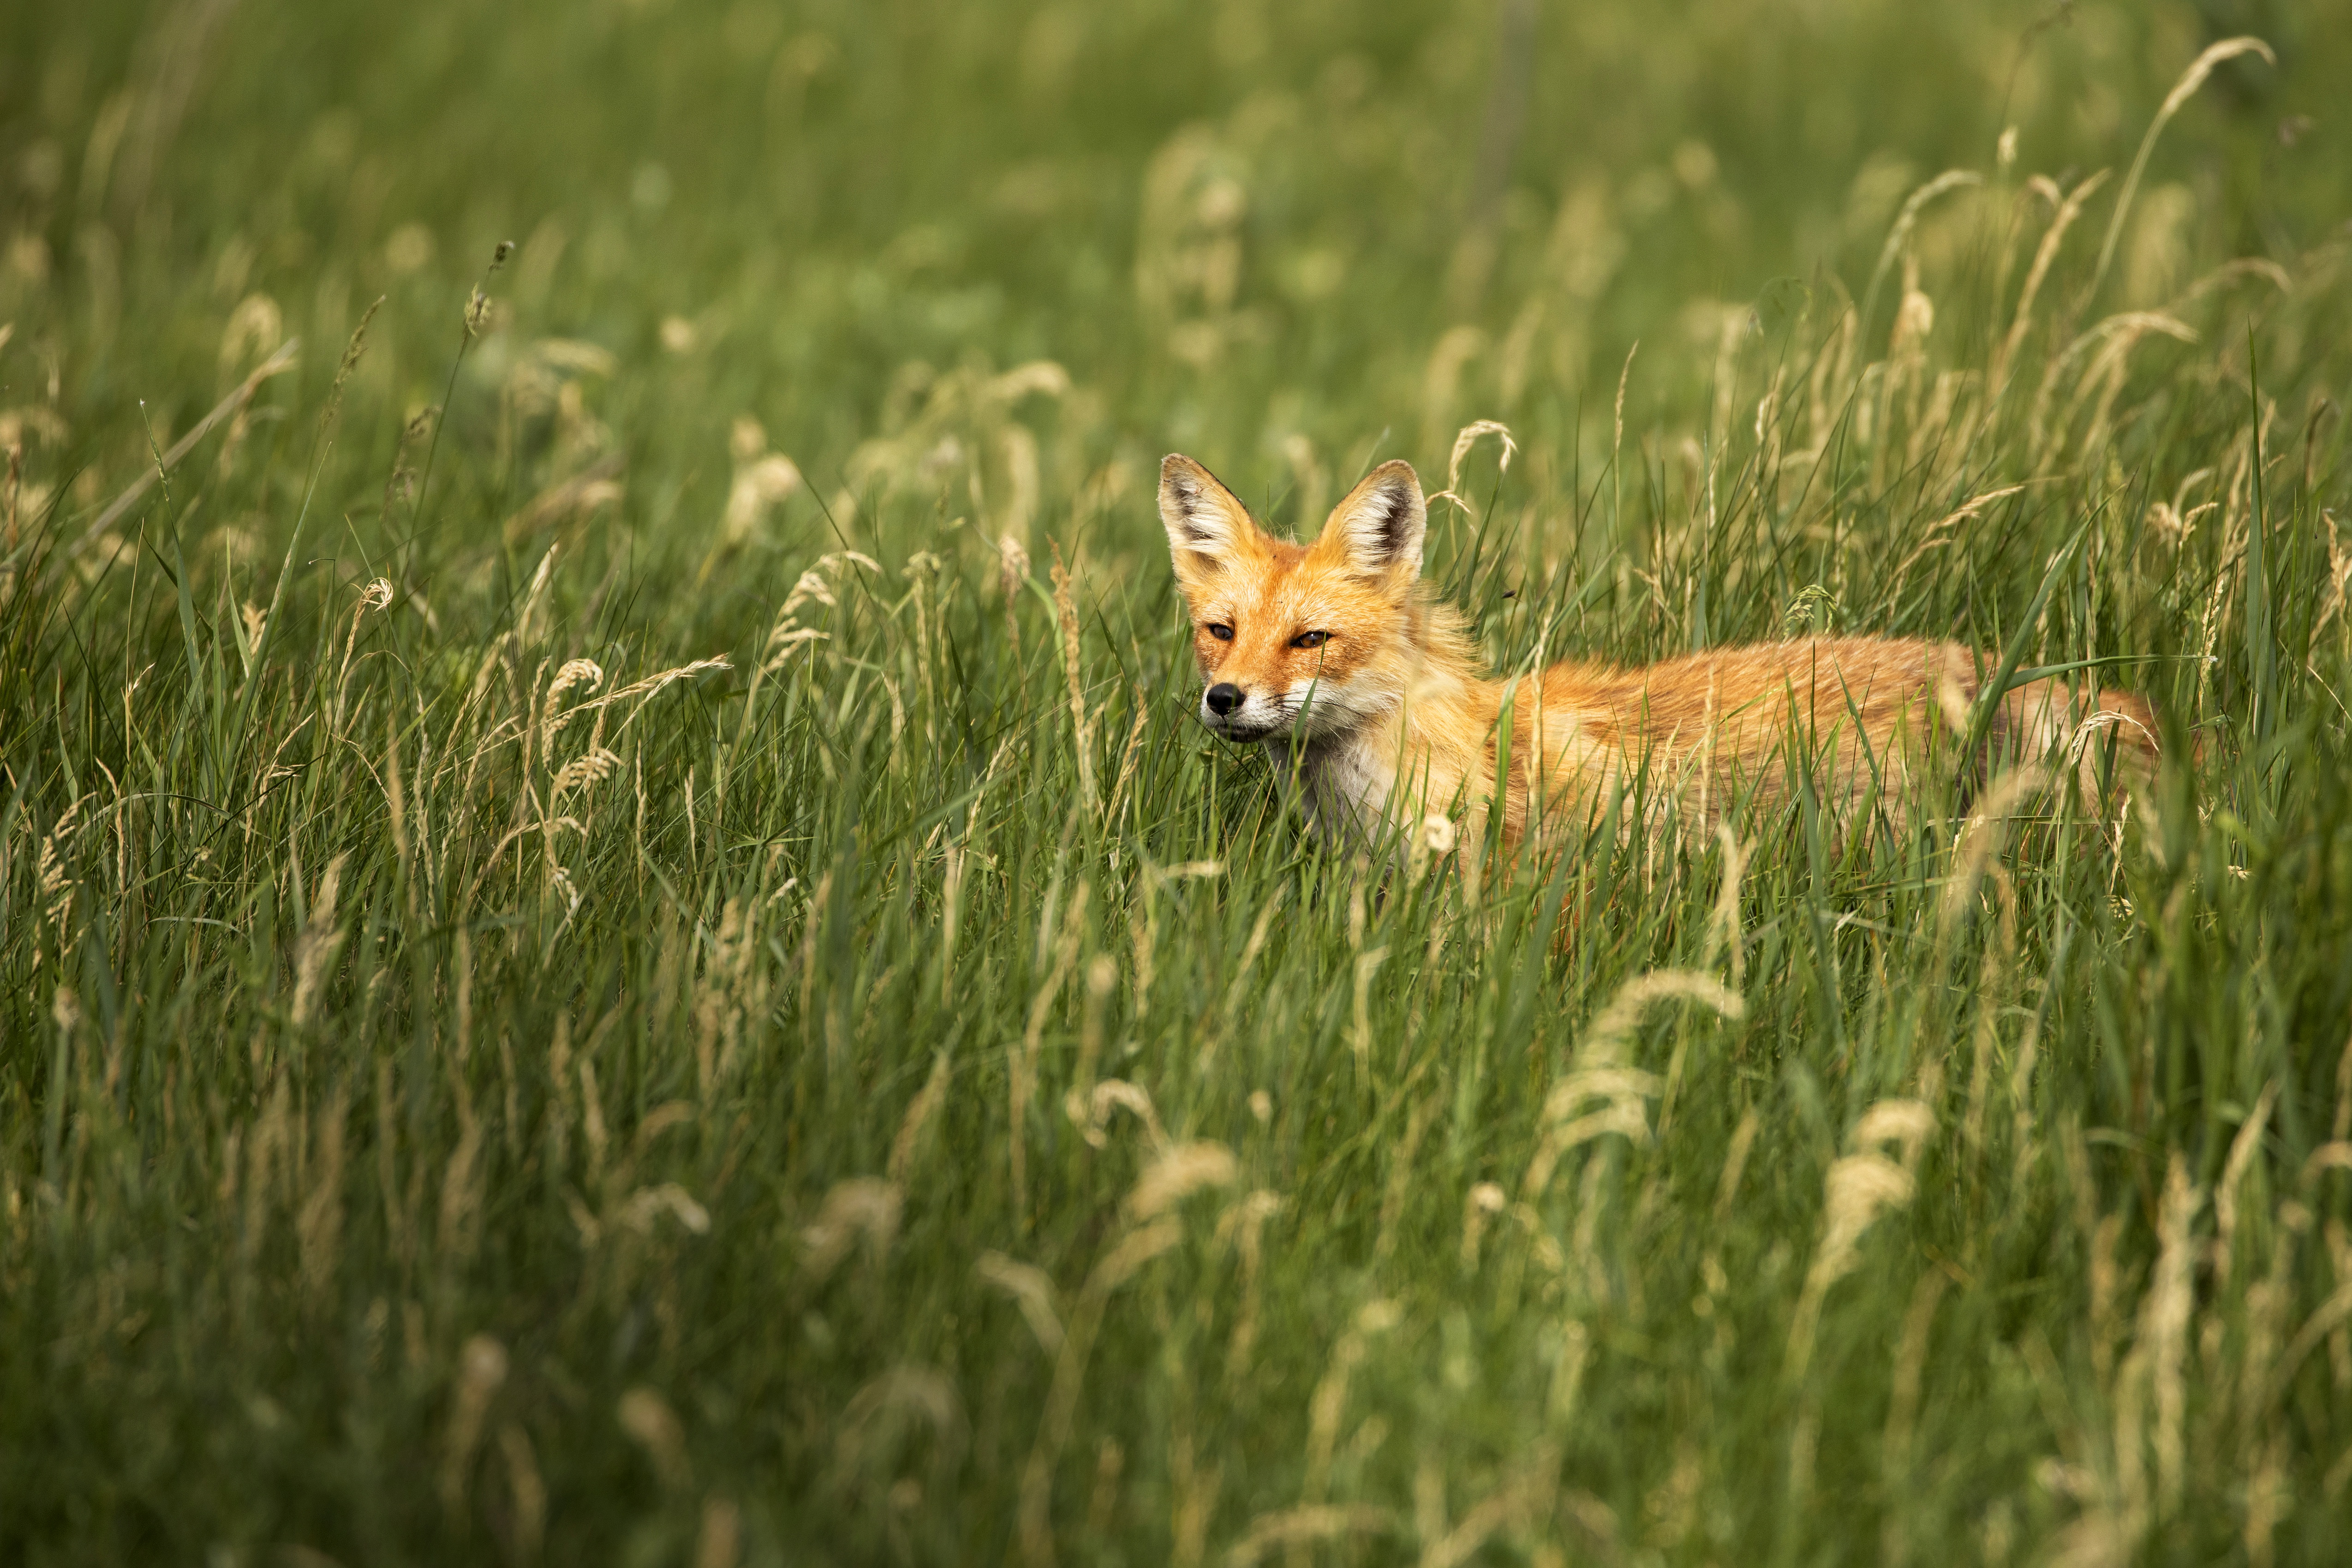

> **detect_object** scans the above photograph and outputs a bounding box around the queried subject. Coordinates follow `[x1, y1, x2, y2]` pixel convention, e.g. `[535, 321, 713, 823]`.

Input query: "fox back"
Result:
[1158, 452, 2161, 854]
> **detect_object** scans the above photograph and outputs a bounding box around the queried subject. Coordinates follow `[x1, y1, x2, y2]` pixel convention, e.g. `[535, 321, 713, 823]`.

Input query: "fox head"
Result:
[1158, 453, 1429, 745]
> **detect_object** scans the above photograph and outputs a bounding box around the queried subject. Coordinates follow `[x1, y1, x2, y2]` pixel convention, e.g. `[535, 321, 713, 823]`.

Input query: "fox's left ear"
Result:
[1159, 454, 1272, 584]
[1313, 459, 1426, 581]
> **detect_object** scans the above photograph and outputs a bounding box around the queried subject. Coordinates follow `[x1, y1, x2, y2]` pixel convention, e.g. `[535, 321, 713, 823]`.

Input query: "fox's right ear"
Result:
[1159, 455, 1271, 584]
[1311, 459, 1426, 582]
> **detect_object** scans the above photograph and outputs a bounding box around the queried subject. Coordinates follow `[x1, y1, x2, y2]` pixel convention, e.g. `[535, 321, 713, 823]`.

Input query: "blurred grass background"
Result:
[5, 0, 2352, 1563]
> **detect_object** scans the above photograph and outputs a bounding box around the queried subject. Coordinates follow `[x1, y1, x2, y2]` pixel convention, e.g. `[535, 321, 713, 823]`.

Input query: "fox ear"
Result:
[1159, 455, 1271, 583]
[1313, 459, 1426, 581]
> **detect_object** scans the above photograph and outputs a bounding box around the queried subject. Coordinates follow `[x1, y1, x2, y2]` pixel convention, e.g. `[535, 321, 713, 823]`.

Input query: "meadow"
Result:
[4, 0, 2352, 1561]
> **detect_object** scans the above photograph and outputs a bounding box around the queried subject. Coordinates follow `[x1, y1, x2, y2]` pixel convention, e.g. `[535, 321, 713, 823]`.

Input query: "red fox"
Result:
[1158, 453, 2160, 856]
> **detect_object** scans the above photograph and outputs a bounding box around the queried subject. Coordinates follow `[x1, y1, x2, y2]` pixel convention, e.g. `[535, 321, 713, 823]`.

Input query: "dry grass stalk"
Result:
[1067, 954, 1118, 1105]
[1019, 1216, 1184, 1568]
[1990, 171, 2111, 405]
[1126, 1140, 1238, 1220]
[617, 1387, 692, 1490]
[437, 1091, 487, 1270]
[695, 1497, 742, 1568]
[1416, 1463, 1549, 1568]
[2236, 1211, 2306, 1536]
[2256, 1211, 2352, 1416]
[615, 1183, 710, 1237]
[1687, 1109, 1763, 1328]
[1299, 1298, 1404, 1520]
[721, 417, 802, 546]
[1078, 1079, 1168, 1151]
[505, 449, 624, 545]
[287, 853, 348, 1027]
[1202, 887, 1287, 1071]
[1785, 1101, 1935, 1384]
[692, 895, 766, 1093]
[440, 1334, 509, 1517]
[2336, 1031, 2352, 1143]
[2215, 1082, 2281, 1285]
[1216, 1189, 1283, 1379]
[1612, 340, 1638, 469]
[497, 1424, 546, 1562]
[978, 1252, 1066, 1354]
[1051, 543, 1097, 812]
[2089, 37, 2276, 303]
[296, 1084, 349, 1304]
[2134, 1157, 2204, 1525]
[1349, 942, 1390, 1074]
[1222, 1504, 1395, 1568]
[1427, 419, 1516, 516]
[375, 1057, 412, 1268]
[937, 844, 969, 1008]
[796, 870, 833, 1062]
[1460, 1182, 1507, 1269]
[1101, 696, 1151, 835]
[1013, 880, 1090, 1224]
[74, 336, 299, 554]
[548, 746, 622, 799]
[889, 1051, 952, 1183]
[577, 1055, 610, 1193]
[237, 1081, 292, 1303]
[1943, 766, 2048, 929]
[1880, 1270, 1950, 1568]
[541, 657, 606, 752]
[1576, 969, 1746, 1069]
[800, 1177, 902, 1283]
[1521, 1066, 1660, 1201]
[36, 805, 81, 942]
[2028, 311, 2197, 467]
[999, 534, 1030, 655]
[1861, 170, 1980, 337]
[832, 1365, 964, 1496]
[565, 658, 734, 732]
[1704, 825, 1750, 988]
[1370, 1097, 1435, 1268]
[1170, 1416, 1225, 1568]
[1854, 1100, 1936, 1169]
[1890, 483, 2034, 593]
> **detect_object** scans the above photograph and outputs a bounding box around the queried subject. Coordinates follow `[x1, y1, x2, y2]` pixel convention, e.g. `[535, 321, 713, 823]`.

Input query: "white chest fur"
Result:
[1262, 733, 1408, 852]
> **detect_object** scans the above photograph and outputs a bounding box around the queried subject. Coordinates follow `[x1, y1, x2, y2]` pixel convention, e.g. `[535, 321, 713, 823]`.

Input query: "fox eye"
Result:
[1290, 630, 1331, 650]
[1205, 623, 1234, 641]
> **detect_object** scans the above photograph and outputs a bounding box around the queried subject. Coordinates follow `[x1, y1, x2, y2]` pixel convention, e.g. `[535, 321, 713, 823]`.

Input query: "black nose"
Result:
[1205, 683, 1244, 717]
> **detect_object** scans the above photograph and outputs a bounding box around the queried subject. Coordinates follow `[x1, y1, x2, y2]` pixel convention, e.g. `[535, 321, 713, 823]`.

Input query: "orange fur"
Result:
[1158, 453, 2159, 856]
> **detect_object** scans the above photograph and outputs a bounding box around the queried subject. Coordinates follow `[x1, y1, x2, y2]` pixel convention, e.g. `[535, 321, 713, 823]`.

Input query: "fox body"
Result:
[1158, 453, 2158, 856]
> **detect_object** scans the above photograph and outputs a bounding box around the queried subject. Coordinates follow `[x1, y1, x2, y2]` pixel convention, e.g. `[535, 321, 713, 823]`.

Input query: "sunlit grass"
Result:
[4, 2, 2351, 1563]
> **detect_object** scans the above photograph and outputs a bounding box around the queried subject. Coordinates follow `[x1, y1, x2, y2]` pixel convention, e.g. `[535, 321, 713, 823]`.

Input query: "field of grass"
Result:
[6, 0, 2352, 1561]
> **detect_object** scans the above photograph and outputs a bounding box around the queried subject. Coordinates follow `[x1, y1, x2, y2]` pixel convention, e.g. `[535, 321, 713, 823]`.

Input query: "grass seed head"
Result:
[695, 1498, 740, 1568]
[1080, 1079, 1166, 1151]
[1461, 1181, 1507, 1267]
[1126, 1140, 1238, 1220]
[977, 1252, 1065, 1353]
[1850, 1099, 1936, 1169]
[800, 1178, 902, 1282]
[617, 1182, 710, 1236]
[617, 1387, 691, 1491]
[439, 1334, 509, 1516]
[497, 1425, 545, 1559]
[288, 855, 348, 1027]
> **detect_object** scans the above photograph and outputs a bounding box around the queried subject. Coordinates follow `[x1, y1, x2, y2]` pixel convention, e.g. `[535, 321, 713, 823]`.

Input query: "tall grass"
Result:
[4, 1, 2352, 1562]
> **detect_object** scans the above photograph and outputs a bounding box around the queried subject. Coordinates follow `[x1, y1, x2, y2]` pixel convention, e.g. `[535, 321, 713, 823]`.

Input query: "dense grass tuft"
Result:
[5, 2, 2352, 1562]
